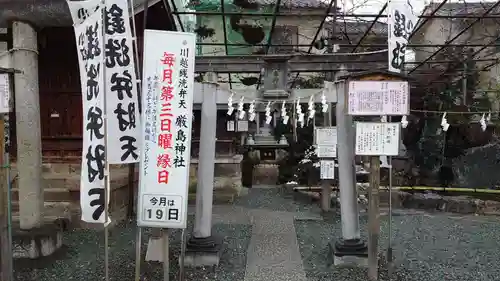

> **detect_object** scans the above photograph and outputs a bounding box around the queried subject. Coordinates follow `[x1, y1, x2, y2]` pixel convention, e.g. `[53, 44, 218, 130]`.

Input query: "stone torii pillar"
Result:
[12, 21, 43, 230]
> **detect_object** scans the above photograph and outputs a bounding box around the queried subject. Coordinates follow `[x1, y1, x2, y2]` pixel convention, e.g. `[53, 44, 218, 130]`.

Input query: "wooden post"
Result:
[367, 155, 380, 280]
[0, 116, 12, 281]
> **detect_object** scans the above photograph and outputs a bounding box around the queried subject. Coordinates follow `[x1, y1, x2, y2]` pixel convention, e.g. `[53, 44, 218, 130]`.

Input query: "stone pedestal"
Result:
[12, 222, 64, 259]
[330, 238, 368, 267]
[183, 235, 222, 267]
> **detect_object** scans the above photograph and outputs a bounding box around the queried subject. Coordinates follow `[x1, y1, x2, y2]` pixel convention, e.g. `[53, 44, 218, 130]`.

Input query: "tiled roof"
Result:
[424, 2, 500, 16]
[254, 0, 328, 8]
[325, 20, 387, 35]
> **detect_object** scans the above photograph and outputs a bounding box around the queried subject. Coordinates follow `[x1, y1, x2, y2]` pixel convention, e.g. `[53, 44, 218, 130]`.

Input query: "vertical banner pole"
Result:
[134, 227, 142, 281]
[179, 228, 187, 281]
[100, 2, 110, 281]
[367, 155, 380, 280]
[387, 116, 394, 275]
[162, 229, 170, 281]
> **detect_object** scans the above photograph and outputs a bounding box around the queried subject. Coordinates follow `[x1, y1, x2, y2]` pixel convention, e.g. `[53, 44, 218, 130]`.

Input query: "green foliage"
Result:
[275, 119, 320, 185]
[414, 51, 490, 175]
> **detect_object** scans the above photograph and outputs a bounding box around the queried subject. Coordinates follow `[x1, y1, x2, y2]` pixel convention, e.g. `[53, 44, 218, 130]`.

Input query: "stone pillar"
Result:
[184, 83, 222, 267]
[12, 21, 43, 230]
[330, 72, 367, 267]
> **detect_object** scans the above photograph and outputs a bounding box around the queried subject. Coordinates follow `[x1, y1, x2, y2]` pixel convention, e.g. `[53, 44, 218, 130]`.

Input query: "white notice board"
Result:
[0, 74, 10, 113]
[315, 127, 337, 146]
[137, 30, 196, 229]
[320, 160, 335, 179]
[347, 80, 409, 116]
[355, 122, 400, 156]
[316, 146, 336, 158]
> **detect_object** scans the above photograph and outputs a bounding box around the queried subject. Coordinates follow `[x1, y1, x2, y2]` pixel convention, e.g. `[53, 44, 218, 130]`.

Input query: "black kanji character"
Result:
[120, 135, 139, 161]
[83, 21, 101, 60]
[86, 106, 104, 140]
[114, 102, 136, 131]
[178, 78, 187, 89]
[86, 63, 101, 100]
[110, 70, 133, 100]
[77, 8, 90, 21]
[150, 196, 158, 205]
[159, 197, 167, 206]
[175, 115, 188, 128]
[178, 89, 187, 99]
[105, 4, 125, 35]
[391, 41, 406, 70]
[105, 38, 131, 68]
[176, 130, 187, 142]
[175, 143, 186, 154]
[180, 48, 189, 57]
[179, 68, 187, 78]
[178, 99, 187, 109]
[180, 58, 188, 69]
[393, 10, 407, 39]
[88, 187, 105, 221]
[173, 156, 185, 168]
[168, 209, 179, 220]
[86, 144, 105, 183]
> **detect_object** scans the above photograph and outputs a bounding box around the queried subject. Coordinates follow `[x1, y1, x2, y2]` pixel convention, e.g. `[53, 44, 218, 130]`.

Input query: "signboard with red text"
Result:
[137, 30, 195, 228]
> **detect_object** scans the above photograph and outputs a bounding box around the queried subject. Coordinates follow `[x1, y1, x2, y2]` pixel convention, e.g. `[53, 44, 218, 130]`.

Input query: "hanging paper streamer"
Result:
[480, 113, 487, 131]
[265, 101, 272, 125]
[248, 100, 256, 122]
[227, 93, 234, 115]
[281, 101, 289, 125]
[401, 115, 408, 128]
[296, 98, 305, 128]
[308, 95, 315, 120]
[321, 92, 328, 113]
[237, 97, 245, 120]
[441, 112, 450, 132]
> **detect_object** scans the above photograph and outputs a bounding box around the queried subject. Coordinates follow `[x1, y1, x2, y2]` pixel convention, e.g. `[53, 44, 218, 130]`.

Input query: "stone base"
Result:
[12, 222, 64, 259]
[183, 235, 223, 267]
[330, 238, 368, 267]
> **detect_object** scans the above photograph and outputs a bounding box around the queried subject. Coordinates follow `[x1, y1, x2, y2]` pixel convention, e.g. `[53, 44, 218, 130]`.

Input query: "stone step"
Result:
[10, 187, 74, 203]
[11, 201, 72, 221]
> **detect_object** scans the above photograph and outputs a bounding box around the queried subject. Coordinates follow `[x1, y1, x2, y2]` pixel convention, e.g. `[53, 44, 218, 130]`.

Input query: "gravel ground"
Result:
[295, 213, 500, 281]
[233, 186, 321, 213]
[13, 215, 252, 281]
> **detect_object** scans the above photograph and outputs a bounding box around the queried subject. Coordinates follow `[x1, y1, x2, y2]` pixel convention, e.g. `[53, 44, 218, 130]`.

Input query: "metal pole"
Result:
[100, 2, 110, 281]
[367, 155, 381, 280]
[179, 228, 187, 281]
[162, 229, 170, 281]
[134, 227, 142, 281]
[462, 59, 467, 105]
[386, 118, 394, 275]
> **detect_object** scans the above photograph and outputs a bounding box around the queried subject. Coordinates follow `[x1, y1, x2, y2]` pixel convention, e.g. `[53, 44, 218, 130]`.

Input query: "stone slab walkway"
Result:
[198, 186, 323, 281]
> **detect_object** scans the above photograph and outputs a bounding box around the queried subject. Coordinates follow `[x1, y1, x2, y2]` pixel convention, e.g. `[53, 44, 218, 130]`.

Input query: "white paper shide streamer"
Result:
[248, 100, 256, 122]
[308, 95, 315, 121]
[441, 112, 450, 132]
[296, 98, 304, 127]
[68, 4, 109, 224]
[281, 101, 289, 125]
[238, 97, 245, 120]
[265, 101, 272, 124]
[227, 93, 234, 115]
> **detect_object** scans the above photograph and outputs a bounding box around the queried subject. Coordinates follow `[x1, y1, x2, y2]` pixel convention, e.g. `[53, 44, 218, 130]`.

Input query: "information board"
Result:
[315, 127, 337, 146]
[316, 146, 336, 158]
[355, 122, 401, 156]
[0, 74, 10, 113]
[347, 80, 409, 116]
[137, 30, 196, 229]
[320, 160, 335, 179]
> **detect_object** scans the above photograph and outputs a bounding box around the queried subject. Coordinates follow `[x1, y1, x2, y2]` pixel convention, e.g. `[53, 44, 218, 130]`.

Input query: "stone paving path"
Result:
[206, 185, 323, 281]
